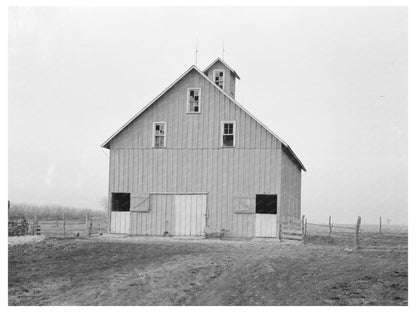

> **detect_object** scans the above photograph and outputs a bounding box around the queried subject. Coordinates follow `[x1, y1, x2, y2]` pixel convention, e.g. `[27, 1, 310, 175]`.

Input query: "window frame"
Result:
[213, 69, 225, 90]
[186, 87, 202, 114]
[221, 121, 236, 148]
[152, 121, 167, 148]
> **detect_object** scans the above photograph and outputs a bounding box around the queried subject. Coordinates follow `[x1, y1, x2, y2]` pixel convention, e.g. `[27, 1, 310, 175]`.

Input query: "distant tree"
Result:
[8, 202, 106, 220]
[100, 197, 109, 214]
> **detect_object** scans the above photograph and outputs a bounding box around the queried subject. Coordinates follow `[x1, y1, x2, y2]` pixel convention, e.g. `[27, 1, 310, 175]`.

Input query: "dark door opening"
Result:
[111, 193, 131, 211]
[255, 194, 277, 214]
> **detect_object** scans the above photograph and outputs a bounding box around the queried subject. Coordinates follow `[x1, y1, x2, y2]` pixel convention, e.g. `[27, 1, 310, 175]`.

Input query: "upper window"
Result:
[213, 70, 225, 90]
[221, 121, 235, 147]
[153, 122, 166, 148]
[187, 88, 201, 113]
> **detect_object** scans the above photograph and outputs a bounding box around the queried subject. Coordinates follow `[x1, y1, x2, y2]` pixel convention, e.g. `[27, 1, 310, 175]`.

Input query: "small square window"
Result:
[111, 193, 130, 211]
[255, 195, 277, 214]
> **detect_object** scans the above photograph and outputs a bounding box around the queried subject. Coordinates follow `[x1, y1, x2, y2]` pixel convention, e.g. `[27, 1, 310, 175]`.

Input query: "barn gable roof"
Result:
[101, 64, 306, 171]
[203, 57, 240, 79]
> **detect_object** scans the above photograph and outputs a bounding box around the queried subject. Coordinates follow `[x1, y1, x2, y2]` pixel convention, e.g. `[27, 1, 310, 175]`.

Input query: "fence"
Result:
[304, 216, 408, 252]
[9, 214, 107, 237]
[278, 216, 304, 242]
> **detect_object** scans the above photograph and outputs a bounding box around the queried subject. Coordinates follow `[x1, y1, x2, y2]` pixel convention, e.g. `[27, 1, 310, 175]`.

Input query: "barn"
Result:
[102, 57, 306, 238]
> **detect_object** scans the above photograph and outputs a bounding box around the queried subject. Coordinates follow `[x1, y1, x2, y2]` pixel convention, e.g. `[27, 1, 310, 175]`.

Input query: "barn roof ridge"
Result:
[202, 57, 240, 79]
[101, 64, 306, 171]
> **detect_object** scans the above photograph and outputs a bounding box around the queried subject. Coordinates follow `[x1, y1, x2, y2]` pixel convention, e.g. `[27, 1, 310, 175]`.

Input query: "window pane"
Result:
[223, 123, 234, 135]
[223, 134, 234, 147]
[188, 89, 200, 112]
[214, 71, 224, 89]
[155, 123, 164, 135]
[155, 136, 165, 147]
[228, 123, 233, 134]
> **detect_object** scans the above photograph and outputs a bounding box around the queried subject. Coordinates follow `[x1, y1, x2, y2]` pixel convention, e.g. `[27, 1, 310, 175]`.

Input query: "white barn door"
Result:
[255, 214, 277, 237]
[255, 194, 278, 238]
[111, 211, 130, 234]
[174, 194, 207, 236]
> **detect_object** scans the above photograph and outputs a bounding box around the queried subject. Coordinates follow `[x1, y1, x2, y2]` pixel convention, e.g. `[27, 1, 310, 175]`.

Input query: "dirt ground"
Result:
[8, 235, 407, 306]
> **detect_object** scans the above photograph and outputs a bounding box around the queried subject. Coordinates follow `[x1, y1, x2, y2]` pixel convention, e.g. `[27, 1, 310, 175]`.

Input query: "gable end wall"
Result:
[108, 68, 284, 237]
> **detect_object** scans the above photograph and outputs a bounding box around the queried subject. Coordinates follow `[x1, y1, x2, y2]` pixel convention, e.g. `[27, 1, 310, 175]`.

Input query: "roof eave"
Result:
[285, 145, 307, 172]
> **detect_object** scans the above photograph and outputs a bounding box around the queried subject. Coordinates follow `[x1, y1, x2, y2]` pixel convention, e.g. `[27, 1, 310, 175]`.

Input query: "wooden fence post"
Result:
[329, 216, 333, 237]
[85, 214, 92, 236]
[34, 214, 38, 236]
[63, 213, 66, 237]
[85, 214, 89, 236]
[379, 216, 382, 234]
[354, 216, 361, 251]
[301, 215, 305, 235]
[303, 218, 307, 245]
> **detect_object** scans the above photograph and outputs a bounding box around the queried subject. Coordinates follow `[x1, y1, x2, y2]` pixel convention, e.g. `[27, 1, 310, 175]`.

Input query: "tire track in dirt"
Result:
[8, 236, 407, 305]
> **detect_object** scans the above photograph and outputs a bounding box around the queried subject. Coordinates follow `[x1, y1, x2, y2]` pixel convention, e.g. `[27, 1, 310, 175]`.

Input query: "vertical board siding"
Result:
[280, 147, 302, 225]
[108, 68, 288, 238]
[112, 147, 281, 237]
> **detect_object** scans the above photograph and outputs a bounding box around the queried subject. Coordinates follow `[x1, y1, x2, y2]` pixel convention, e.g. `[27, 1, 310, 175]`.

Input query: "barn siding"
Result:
[107, 68, 298, 237]
[110, 148, 281, 237]
[280, 146, 302, 225]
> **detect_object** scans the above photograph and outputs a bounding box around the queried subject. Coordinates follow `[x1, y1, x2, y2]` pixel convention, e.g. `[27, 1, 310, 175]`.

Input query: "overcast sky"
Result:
[8, 7, 407, 224]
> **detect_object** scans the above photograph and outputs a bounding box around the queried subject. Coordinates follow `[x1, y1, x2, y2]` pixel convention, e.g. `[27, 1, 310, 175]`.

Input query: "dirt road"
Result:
[8, 235, 407, 305]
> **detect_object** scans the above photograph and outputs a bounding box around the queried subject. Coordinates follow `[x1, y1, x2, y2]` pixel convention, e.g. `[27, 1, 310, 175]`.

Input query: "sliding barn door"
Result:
[174, 194, 207, 236]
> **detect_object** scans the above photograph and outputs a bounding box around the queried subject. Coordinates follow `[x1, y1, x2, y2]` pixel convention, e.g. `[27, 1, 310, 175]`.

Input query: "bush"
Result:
[8, 218, 29, 236]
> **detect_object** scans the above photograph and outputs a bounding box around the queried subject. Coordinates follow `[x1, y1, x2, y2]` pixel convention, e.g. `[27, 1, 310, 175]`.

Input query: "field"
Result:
[8, 232, 407, 306]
